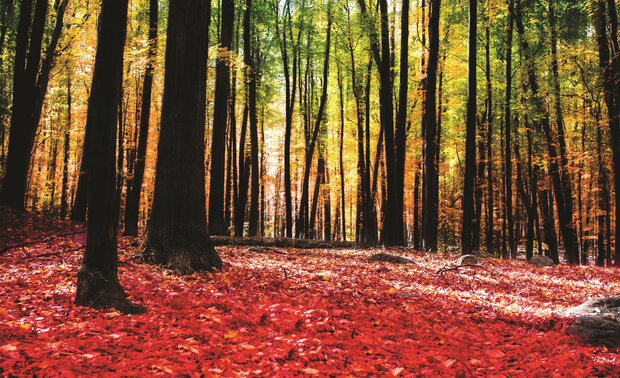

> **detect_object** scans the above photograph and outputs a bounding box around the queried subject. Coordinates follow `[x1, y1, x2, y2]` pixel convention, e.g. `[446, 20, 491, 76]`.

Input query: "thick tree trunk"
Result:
[421, 0, 441, 252]
[462, 0, 477, 255]
[140, 0, 222, 274]
[75, 0, 144, 314]
[124, 0, 158, 236]
[378, 0, 401, 246]
[208, 0, 234, 235]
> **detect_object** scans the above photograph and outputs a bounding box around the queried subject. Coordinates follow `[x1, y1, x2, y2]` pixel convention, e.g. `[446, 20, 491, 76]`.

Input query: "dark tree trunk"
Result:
[234, 105, 249, 236]
[541, 188, 559, 263]
[124, 0, 158, 236]
[504, 0, 515, 258]
[515, 0, 579, 264]
[474, 120, 485, 252]
[378, 0, 401, 246]
[421, 0, 441, 252]
[208, 0, 234, 235]
[593, 0, 620, 265]
[462, 0, 477, 255]
[1, 0, 68, 209]
[60, 72, 71, 218]
[484, 16, 493, 254]
[394, 0, 409, 245]
[337, 63, 346, 241]
[413, 162, 421, 249]
[75, 0, 144, 315]
[246, 0, 260, 237]
[365, 57, 377, 243]
[140, 0, 222, 274]
[276, 0, 297, 238]
[596, 110, 611, 266]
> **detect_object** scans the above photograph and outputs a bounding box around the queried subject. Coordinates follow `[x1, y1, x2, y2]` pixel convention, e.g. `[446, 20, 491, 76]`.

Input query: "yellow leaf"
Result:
[302, 367, 320, 375]
[224, 330, 238, 339]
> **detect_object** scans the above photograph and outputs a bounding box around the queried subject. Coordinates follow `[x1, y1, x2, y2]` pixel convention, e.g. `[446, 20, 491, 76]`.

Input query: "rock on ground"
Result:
[528, 254, 554, 266]
[565, 296, 620, 348]
[368, 253, 414, 264]
[456, 254, 478, 266]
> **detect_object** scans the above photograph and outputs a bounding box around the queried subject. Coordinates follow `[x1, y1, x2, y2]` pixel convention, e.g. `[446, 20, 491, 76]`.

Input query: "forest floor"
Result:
[1, 207, 620, 376]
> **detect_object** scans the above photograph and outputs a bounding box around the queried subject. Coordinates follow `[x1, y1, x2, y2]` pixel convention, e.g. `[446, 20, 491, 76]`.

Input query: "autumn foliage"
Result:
[1, 208, 619, 376]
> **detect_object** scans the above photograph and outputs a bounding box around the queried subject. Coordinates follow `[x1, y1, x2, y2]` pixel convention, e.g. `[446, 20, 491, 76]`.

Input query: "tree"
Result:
[0, 0, 69, 209]
[462, 0, 477, 255]
[395, 0, 409, 247]
[504, 0, 515, 258]
[124, 0, 158, 236]
[140, 0, 222, 274]
[246, 0, 260, 237]
[209, 0, 234, 235]
[295, 3, 332, 239]
[514, 0, 579, 264]
[421, 0, 441, 252]
[592, 0, 620, 265]
[75, 0, 144, 314]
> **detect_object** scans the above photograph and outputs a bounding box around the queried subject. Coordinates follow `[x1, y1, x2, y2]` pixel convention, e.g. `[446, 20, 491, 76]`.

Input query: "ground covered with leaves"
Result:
[1, 208, 620, 376]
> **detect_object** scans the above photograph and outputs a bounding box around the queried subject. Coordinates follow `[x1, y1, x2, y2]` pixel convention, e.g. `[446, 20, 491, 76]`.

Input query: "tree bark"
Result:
[140, 0, 222, 274]
[1, 0, 68, 209]
[75, 0, 144, 314]
[421, 0, 441, 252]
[462, 0, 477, 255]
[394, 0, 409, 246]
[504, 0, 515, 258]
[124, 0, 158, 236]
[246, 0, 260, 237]
[208, 0, 234, 235]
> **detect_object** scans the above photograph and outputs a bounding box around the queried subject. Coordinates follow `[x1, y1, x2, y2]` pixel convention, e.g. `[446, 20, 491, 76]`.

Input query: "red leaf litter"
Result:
[1, 207, 619, 376]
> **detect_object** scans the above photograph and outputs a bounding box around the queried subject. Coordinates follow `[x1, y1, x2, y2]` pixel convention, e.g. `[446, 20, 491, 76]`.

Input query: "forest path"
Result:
[1, 208, 619, 375]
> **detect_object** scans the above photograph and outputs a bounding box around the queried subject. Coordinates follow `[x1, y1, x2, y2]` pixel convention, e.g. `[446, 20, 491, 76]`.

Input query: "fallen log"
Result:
[210, 236, 356, 249]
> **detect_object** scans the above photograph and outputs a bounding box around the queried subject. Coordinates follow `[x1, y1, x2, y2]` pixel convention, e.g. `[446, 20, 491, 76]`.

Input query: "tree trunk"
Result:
[337, 63, 346, 241]
[394, 0, 409, 245]
[234, 105, 249, 236]
[60, 72, 71, 219]
[421, 0, 441, 252]
[484, 15, 493, 254]
[504, 0, 515, 258]
[124, 0, 157, 236]
[378, 0, 401, 246]
[75, 0, 144, 315]
[462, 0, 477, 255]
[246, 0, 260, 237]
[1, 0, 68, 209]
[593, 0, 620, 265]
[140, 0, 222, 274]
[208, 0, 234, 235]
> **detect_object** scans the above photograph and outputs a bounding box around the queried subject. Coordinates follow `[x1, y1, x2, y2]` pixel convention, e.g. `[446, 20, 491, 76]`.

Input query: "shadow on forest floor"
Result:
[1, 207, 619, 375]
